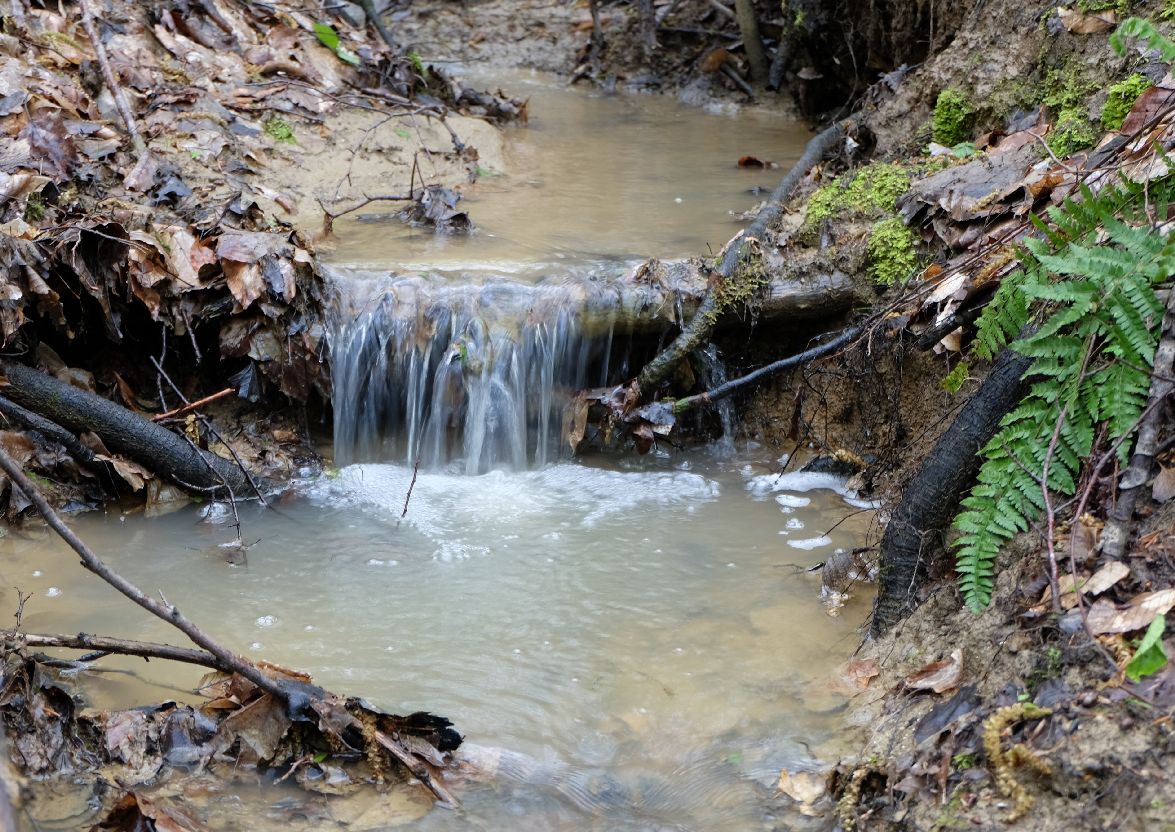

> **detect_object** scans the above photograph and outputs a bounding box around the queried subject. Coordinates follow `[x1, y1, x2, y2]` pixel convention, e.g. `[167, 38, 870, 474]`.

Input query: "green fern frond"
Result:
[954, 174, 1172, 610]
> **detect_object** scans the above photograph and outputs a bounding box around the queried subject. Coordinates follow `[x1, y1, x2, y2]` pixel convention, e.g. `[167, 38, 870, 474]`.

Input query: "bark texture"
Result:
[870, 349, 1033, 637]
[0, 359, 257, 497]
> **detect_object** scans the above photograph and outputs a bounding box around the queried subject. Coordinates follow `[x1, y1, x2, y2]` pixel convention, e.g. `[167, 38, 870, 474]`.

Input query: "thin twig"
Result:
[78, 0, 146, 157]
[318, 193, 413, 222]
[401, 458, 419, 518]
[152, 387, 235, 422]
[0, 446, 291, 705]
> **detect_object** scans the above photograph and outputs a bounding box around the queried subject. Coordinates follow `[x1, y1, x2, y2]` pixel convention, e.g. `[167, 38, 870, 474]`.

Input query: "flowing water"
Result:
[2, 76, 876, 830]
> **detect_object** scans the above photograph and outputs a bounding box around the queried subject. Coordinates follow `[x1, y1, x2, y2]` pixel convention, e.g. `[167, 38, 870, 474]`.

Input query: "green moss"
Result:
[1047, 106, 1097, 156]
[932, 89, 972, 146]
[804, 163, 911, 228]
[867, 217, 918, 285]
[263, 116, 296, 144]
[23, 193, 45, 222]
[1164, 0, 1175, 21]
[1042, 62, 1098, 111]
[1078, 0, 1129, 12]
[1102, 73, 1151, 130]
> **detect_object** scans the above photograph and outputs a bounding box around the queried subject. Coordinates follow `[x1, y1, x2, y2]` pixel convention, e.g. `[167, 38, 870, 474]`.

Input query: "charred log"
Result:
[870, 349, 1032, 637]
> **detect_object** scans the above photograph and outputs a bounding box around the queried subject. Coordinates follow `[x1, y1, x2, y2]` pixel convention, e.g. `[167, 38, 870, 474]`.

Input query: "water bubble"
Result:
[251, 642, 263, 650]
[785, 518, 805, 530]
[255, 615, 277, 627]
[726, 562, 737, 568]
[388, 559, 399, 566]
[366, 558, 385, 566]
[31, 570, 42, 577]
[654, 548, 663, 553]
[674, 197, 683, 203]
[304, 625, 315, 632]
[676, 460, 692, 471]
[673, 647, 685, 655]
[513, 648, 522, 654]
[46, 587, 61, 597]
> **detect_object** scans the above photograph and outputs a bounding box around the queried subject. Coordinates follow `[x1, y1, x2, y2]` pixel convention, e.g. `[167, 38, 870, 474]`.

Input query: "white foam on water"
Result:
[786, 536, 833, 551]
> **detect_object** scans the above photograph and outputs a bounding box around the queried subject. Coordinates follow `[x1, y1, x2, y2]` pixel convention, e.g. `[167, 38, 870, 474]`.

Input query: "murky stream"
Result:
[3, 77, 872, 830]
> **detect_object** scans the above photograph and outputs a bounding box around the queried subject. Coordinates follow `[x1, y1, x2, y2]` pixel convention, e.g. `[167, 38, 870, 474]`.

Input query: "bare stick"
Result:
[401, 458, 419, 518]
[1, 629, 222, 669]
[374, 730, 459, 807]
[78, 0, 146, 157]
[356, 0, 397, 52]
[1102, 287, 1175, 558]
[0, 445, 291, 705]
[152, 387, 235, 422]
[317, 193, 413, 222]
[671, 324, 864, 413]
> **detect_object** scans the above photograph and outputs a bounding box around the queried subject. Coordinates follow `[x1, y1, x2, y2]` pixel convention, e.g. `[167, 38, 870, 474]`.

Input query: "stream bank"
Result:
[3, 0, 1175, 830]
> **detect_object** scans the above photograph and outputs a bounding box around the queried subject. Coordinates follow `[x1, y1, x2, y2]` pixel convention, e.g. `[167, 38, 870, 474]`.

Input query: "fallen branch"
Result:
[870, 348, 1034, 637]
[1101, 285, 1175, 558]
[1, 629, 220, 669]
[0, 394, 106, 475]
[0, 359, 258, 499]
[0, 445, 298, 707]
[633, 115, 858, 395]
[78, 0, 146, 158]
[356, 0, 397, 52]
[670, 324, 864, 413]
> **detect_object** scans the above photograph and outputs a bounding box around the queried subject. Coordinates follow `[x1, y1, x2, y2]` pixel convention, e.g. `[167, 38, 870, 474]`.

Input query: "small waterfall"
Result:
[696, 344, 737, 456]
[327, 269, 623, 473]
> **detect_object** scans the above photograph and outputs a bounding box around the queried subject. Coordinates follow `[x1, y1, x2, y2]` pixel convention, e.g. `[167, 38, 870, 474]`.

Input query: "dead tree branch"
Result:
[0, 444, 297, 707]
[1, 629, 220, 669]
[78, 0, 146, 158]
[152, 387, 234, 422]
[671, 324, 864, 413]
[633, 115, 858, 396]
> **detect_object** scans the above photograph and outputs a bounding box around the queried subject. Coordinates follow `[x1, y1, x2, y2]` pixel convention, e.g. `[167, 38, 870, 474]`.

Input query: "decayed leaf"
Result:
[563, 391, 590, 452]
[222, 259, 264, 309]
[1083, 561, 1130, 597]
[95, 455, 153, 491]
[1086, 589, 1175, 635]
[904, 648, 964, 693]
[777, 768, 828, 816]
[1153, 464, 1175, 503]
[1057, 5, 1116, 34]
[843, 657, 880, 690]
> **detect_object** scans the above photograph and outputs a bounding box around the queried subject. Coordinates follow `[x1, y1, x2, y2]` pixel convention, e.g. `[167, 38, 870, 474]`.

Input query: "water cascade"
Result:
[327, 267, 647, 472]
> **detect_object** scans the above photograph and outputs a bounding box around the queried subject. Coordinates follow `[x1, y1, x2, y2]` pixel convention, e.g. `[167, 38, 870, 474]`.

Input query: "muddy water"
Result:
[3, 457, 872, 829]
[5, 80, 873, 830]
[332, 71, 812, 276]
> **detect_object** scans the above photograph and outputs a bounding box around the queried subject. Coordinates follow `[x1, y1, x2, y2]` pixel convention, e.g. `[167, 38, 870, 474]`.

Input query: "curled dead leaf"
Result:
[843, 657, 880, 690]
[777, 767, 829, 816]
[1086, 589, 1175, 635]
[904, 648, 963, 694]
[1057, 5, 1116, 34]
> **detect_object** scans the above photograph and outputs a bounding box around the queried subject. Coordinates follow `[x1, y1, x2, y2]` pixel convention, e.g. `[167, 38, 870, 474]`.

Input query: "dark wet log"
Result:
[0, 359, 256, 498]
[733, 0, 768, 85]
[870, 348, 1033, 637]
[1101, 287, 1175, 558]
[633, 115, 857, 395]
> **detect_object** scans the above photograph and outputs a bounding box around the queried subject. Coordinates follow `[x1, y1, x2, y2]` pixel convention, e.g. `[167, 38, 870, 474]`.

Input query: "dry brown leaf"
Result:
[223, 259, 264, 310]
[96, 454, 153, 491]
[1057, 5, 1116, 33]
[1083, 561, 1130, 597]
[844, 657, 880, 690]
[904, 648, 963, 694]
[1086, 589, 1175, 634]
[1153, 464, 1175, 503]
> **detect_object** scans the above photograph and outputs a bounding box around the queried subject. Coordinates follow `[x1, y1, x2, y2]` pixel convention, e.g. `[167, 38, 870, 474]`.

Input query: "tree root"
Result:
[870, 348, 1033, 637]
